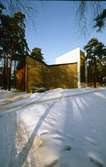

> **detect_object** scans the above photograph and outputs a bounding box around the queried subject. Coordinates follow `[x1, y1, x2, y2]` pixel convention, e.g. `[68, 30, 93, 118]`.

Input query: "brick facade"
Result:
[16, 55, 85, 92]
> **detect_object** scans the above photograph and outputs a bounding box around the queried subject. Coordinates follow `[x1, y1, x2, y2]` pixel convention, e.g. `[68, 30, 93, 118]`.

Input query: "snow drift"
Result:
[0, 88, 106, 167]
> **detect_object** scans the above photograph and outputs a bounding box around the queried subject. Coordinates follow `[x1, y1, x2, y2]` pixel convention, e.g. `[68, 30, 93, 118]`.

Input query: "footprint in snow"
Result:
[63, 144, 72, 151]
[88, 152, 103, 167]
[40, 130, 49, 136]
[84, 136, 96, 145]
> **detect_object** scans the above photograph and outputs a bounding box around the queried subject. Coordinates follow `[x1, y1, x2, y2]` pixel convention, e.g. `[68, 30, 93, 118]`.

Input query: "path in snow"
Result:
[0, 88, 106, 167]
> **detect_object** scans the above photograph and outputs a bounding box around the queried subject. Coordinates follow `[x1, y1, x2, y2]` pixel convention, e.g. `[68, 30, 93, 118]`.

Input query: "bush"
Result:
[31, 87, 48, 93]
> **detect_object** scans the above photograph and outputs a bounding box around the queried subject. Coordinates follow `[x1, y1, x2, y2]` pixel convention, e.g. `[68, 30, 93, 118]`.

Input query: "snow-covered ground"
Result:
[0, 88, 106, 167]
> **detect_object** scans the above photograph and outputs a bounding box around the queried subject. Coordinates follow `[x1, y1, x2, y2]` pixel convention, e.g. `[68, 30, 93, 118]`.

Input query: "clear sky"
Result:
[25, 1, 106, 64]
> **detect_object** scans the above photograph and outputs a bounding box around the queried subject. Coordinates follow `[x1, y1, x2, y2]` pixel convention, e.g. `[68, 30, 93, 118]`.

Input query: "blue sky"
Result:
[25, 1, 106, 64]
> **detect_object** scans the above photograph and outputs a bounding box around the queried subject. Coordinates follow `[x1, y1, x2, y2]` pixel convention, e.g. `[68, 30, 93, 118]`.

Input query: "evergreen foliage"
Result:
[94, 9, 106, 31]
[84, 38, 106, 87]
[0, 3, 29, 90]
[31, 48, 45, 63]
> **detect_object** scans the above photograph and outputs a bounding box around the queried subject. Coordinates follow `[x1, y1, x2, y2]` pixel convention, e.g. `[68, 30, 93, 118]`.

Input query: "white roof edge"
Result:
[56, 48, 80, 59]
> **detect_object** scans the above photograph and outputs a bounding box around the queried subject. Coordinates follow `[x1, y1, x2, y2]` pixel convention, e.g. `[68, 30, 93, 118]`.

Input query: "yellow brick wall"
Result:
[45, 64, 78, 89]
[80, 52, 86, 83]
[25, 56, 47, 92]
[25, 56, 78, 92]
[16, 67, 25, 90]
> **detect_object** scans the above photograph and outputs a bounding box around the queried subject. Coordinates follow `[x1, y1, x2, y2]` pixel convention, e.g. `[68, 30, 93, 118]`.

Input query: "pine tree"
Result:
[84, 38, 106, 87]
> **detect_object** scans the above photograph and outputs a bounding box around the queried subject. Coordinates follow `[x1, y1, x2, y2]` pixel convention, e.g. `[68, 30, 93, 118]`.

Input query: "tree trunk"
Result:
[94, 74, 96, 88]
[23, 58, 25, 91]
[3, 54, 6, 89]
[93, 59, 97, 88]
[8, 58, 12, 91]
[14, 60, 16, 89]
[3, 54, 8, 90]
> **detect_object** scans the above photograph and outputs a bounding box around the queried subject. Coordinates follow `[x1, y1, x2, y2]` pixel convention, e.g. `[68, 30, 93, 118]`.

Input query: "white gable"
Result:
[56, 48, 80, 64]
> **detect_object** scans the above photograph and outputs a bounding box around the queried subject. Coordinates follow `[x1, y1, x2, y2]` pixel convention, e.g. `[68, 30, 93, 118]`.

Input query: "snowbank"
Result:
[0, 88, 106, 167]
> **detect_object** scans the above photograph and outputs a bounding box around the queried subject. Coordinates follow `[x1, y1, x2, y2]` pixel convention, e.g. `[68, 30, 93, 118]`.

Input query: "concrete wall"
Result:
[56, 48, 80, 64]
